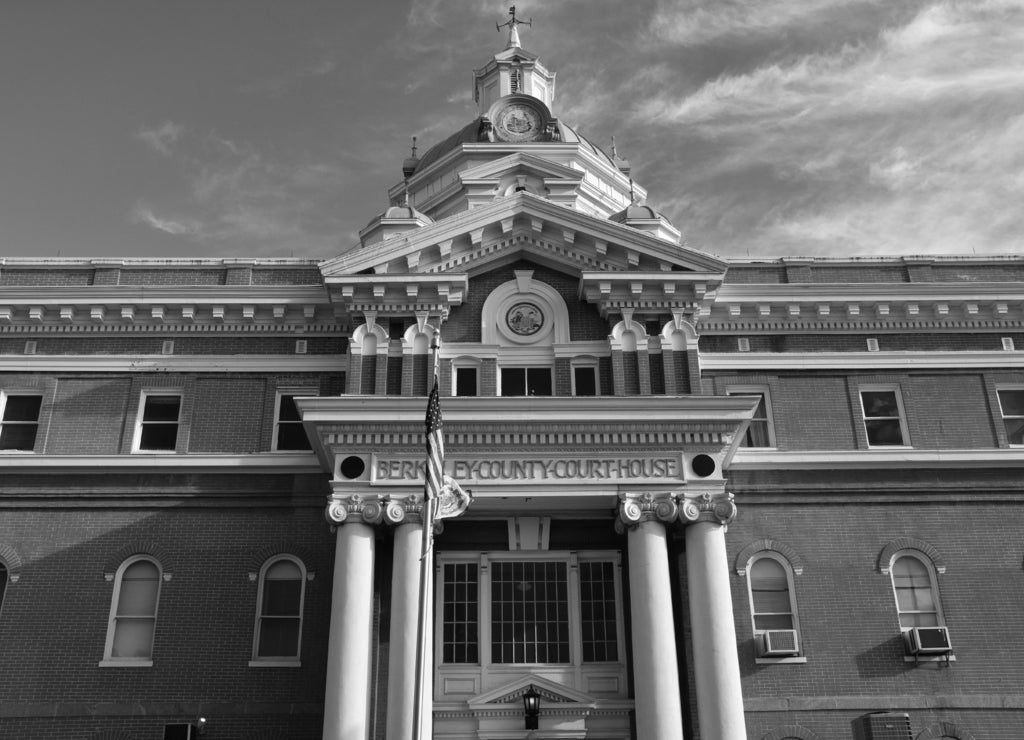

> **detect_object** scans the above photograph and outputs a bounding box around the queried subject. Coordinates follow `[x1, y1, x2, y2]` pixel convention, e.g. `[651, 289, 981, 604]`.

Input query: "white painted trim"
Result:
[0, 453, 321, 472]
[296, 395, 760, 425]
[729, 448, 1024, 470]
[716, 281, 1024, 302]
[0, 284, 329, 304]
[701, 351, 1024, 370]
[0, 355, 347, 372]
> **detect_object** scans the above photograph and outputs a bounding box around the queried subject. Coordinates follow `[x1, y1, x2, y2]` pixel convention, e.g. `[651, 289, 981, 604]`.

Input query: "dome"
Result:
[609, 202, 662, 223]
[381, 203, 433, 223]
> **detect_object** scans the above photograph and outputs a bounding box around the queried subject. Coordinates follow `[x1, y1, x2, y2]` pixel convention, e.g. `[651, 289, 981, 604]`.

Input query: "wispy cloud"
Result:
[136, 121, 185, 157]
[610, 0, 1024, 255]
[132, 205, 200, 236]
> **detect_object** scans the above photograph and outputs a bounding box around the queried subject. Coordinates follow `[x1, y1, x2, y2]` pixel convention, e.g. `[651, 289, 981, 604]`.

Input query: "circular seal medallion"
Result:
[494, 103, 543, 142]
[506, 302, 544, 336]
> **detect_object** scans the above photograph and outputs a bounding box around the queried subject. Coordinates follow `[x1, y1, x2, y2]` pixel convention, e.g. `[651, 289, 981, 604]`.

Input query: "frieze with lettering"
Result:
[373, 455, 681, 484]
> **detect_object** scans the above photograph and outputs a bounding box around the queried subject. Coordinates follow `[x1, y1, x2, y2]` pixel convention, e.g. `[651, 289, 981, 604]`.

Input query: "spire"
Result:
[497, 5, 531, 49]
[611, 135, 631, 176]
[402, 135, 419, 180]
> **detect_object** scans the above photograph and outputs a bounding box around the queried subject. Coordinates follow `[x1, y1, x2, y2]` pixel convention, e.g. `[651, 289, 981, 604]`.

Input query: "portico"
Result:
[298, 394, 756, 739]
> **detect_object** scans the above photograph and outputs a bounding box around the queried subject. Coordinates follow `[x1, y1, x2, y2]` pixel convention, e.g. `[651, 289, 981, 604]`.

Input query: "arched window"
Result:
[890, 552, 942, 629]
[746, 553, 801, 657]
[0, 562, 8, 615]
[252, 556, 306, 663]
[103, 557, 161, 665]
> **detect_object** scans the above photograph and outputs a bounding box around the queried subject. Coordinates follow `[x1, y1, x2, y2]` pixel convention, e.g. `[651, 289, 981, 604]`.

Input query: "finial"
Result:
[402, 135, 420, 180]
[611, 135, 618, 157]
[410, 135, 418, 158]
[497, 5, 531, 49]
[628, 178, 637, 204]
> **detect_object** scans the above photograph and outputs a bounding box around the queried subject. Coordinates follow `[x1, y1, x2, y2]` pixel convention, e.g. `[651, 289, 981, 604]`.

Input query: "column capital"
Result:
[680, 491, 737, 527]
[616, 491, 680, 530]
[325, 492, 429, 527]
[615, 491, 738, 531]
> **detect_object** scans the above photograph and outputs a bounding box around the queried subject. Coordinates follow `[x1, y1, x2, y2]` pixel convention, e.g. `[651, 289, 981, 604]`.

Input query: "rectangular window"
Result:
[579, 561, 618, 661]
[442, 562, 479, 664]
[997, 388, 1024, 446]
[491, 561, 569, 664]
[727, 389, 775, 448]
[501, 368, 552, 396]
[0, 393, 42, 451]
[440, 553, 621, 668]
[860, 388, 908, 447]
[274, 394, 312, 451]
[136, 393, 181, 452]
[455, 367, 478, 397]
[573, 366, 598, 397]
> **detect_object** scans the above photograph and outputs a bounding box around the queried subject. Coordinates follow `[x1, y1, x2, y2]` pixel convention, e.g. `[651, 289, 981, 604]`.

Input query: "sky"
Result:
[0, 0, 1021, 261]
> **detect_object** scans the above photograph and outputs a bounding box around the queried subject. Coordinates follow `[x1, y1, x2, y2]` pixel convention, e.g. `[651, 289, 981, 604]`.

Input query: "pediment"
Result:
[458, 151, 583, 185]
[468, 675, 594, 707]
[320, 194, 727, 320]
[322, 193, 725, 278]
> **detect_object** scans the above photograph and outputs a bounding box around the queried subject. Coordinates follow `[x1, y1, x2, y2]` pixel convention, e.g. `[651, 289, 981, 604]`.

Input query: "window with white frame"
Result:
[252, 556, 306, 663]
[0, 393, 43, 451]
[134, 392, 182, 452]
[500, 367, 552, 396]
[455, 367, 479, 397]
[571, 360, 599, 397]
[439, 552, 622, 667]
[890, 552, 943, 629]
[273, 392, 312, 451]
[745, 553, 800, 658]
[102, 557, 161, 665]
[859, 387, 908, 446]
[996, 387, 1024, 446]
[727, 388, 775, 447]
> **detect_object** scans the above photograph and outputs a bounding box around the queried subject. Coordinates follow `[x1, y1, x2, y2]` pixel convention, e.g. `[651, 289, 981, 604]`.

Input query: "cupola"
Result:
[609, 182, 682, 244]
[473, 7, 556, 114]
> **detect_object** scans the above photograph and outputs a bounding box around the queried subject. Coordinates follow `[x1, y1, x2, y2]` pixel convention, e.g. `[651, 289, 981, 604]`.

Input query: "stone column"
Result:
[617, 493, 685, 740]
[383, 496, 427, 740]
[681, 492, 746, 740]
[323, 495, 385, 740]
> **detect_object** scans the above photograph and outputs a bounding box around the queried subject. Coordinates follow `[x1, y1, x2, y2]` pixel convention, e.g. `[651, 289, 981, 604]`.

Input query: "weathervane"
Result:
[497, 6, 531, 48]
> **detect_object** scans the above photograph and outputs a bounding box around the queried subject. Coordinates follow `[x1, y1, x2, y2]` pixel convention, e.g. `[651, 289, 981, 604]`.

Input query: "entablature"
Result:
[322, 273, 468, 321]
[579, 270, 724, 318]
[704, 282, 1024, 331]
[0, 285, 337, 332]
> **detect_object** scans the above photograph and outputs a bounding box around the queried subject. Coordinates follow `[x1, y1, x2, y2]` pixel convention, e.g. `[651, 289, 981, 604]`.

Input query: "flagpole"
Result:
[412, 334, 442, 740]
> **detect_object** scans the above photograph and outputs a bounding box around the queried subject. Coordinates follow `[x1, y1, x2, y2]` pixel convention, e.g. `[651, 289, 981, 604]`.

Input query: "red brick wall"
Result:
[721, 497, 1024, 740]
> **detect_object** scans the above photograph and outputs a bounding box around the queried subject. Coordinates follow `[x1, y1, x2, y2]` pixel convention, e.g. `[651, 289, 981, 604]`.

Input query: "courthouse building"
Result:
[2, 22, 1024, 740]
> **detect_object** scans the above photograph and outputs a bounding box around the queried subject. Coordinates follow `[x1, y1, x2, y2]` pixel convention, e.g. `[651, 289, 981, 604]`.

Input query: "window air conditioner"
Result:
[905, 626, 951, 654]
[852, 712, 913, 740]
[760, 629, 799, 656]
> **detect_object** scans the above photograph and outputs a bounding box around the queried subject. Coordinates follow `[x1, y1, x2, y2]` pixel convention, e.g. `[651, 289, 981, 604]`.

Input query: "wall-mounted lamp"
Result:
[523, 684, 541, 730]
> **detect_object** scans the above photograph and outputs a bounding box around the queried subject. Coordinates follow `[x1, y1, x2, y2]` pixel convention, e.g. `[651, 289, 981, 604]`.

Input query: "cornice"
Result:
[0, 453, 322, 474]
[700, 350, 1024, 370]
[0, 354, 347, 373]
[296, 394, 758, 426]
[705, 282, 1024, 328]
[729, 448, 1024, 470]
[0, 257, 321, 269]
[0, 286, 337, 331]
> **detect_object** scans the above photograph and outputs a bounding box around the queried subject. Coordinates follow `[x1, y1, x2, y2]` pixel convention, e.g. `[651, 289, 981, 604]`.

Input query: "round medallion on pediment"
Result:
[505, 302, 544, 336]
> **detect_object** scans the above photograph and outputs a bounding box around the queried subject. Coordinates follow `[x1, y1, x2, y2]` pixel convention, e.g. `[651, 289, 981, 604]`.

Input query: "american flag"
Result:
[422, 371, 444, 556]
